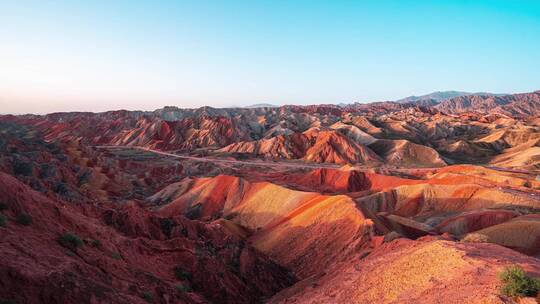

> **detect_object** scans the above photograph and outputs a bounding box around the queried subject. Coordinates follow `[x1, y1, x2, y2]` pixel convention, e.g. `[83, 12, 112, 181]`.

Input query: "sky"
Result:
[1, 0, 540, 114]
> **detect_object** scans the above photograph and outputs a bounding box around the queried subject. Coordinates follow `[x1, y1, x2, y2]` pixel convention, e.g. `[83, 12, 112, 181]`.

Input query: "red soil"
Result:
[269, 237, 540, 304]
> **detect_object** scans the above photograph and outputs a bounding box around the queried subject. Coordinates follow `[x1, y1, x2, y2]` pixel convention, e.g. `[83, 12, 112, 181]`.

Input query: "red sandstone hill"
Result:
[273, 167, 423, 193]
[151, 175, 374, 278]
[219, 129, 382, 165]
[303, 130, 382, 164]
[0, 172, 295, 303]
[109, 116, 252, 151]
[368, 139, 446, 167]
[217, 133, 310, 160]
[0, 121, 185, 203]
[141, 150, 540, 302]
[4, 91, 540, 167]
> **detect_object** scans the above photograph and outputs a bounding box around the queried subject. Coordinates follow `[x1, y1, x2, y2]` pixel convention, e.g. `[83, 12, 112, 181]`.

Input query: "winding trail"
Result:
[95, 145, 539, 175]
[95, 145, 341, 170]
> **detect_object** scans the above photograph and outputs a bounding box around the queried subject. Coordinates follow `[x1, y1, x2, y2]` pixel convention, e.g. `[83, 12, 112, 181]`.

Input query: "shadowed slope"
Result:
[465, 214, 540, 256]
[153, 175, 374, 278]
[369, 139, 446, 167]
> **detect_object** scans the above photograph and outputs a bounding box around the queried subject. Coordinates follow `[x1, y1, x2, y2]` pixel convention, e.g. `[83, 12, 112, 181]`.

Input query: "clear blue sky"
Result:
[1, 0, 539, 113]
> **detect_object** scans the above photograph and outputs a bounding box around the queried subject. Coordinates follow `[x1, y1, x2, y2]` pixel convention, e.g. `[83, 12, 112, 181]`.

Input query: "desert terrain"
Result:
[1, 91, 540, 303]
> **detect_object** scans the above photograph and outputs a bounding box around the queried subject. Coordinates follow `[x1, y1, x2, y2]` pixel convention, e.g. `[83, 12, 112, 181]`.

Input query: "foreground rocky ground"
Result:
[1, 91, 540, 303]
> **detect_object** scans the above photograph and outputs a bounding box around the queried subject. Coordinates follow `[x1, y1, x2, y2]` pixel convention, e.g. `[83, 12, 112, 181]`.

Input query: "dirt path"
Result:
[95, 146, 539, 177]
[95, 145, 341, 170]
[96, 145, 540, 200]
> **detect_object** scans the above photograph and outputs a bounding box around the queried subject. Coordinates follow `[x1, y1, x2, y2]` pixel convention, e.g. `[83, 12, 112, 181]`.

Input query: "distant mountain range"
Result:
[435, 90, 540, 116]
[396, 91, 507, 106]
[244, 103, 279, 108]
[235, 92, 515, 110]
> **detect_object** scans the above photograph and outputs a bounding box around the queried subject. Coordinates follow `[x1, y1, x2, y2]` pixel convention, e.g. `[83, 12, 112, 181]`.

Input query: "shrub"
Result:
[173, 266, 192, 281]
[499, 265, 540, 297]
[0, 215, 6, 227]
[15, 213, 32, 226]
[53, 182, 69, 195]
[461, 233, 488, 243]
[89, 239, 101, 247]
[141, 291, 153, 303]
[58, 233, 84, 250]
[175, 283, 193, 292]
[184, 203, 202, 220]
[159, 218, 175, 237]
[111, 252, 122, 260]
[223, 212, 238, 220]
[13, 161, 33, 176]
